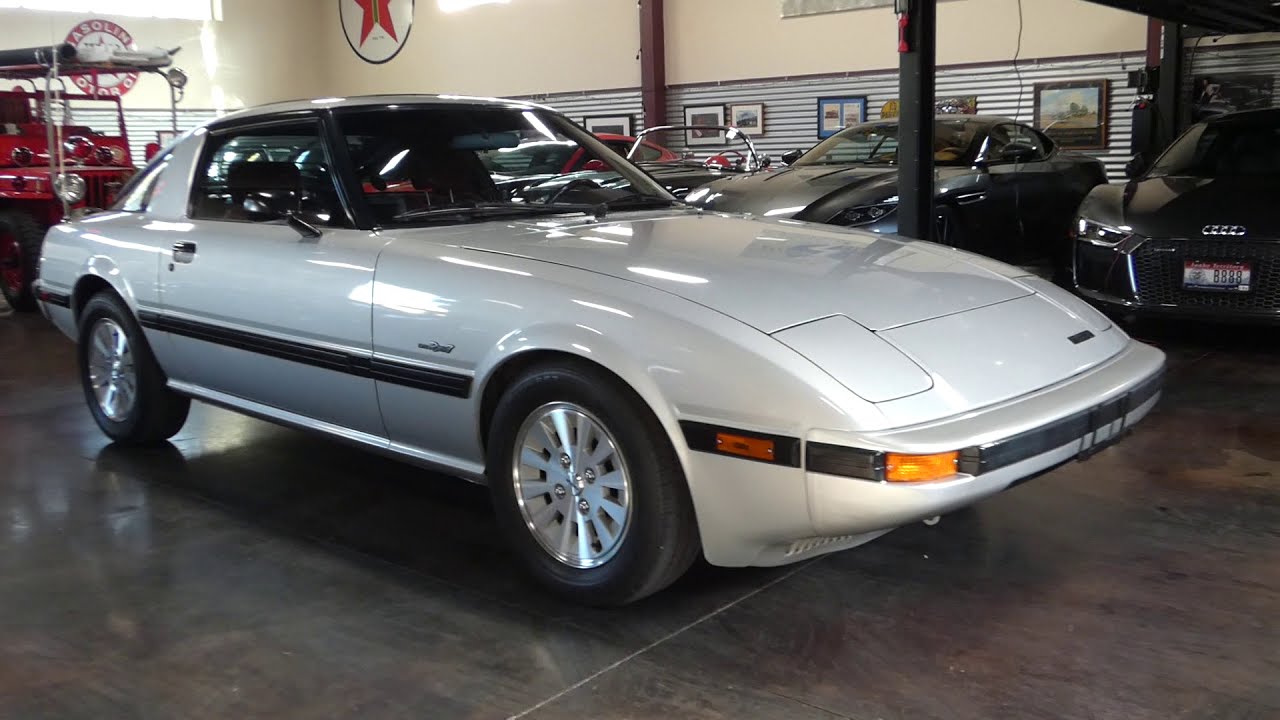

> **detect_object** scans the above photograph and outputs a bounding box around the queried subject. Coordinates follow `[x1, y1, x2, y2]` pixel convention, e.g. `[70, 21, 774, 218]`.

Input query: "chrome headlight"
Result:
[1075, 218, 1132, 247]
[832, 199, 898, 227]
[54, 173, 87, 204]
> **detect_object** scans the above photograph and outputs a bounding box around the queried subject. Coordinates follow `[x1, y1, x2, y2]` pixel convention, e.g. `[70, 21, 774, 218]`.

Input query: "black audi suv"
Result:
[1073, 108, 1279, 322]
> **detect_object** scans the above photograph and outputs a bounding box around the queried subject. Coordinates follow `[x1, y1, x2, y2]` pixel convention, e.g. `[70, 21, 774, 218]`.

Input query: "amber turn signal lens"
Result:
[884, 451, 959, 483]
[715, 432, 776, 462]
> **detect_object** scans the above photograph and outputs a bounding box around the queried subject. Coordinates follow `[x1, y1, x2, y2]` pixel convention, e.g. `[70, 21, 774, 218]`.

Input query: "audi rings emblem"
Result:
[1203, 225, 1247, 237]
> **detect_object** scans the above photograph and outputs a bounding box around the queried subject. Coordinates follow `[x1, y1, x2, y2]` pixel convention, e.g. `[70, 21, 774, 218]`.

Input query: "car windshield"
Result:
[794, 119, 983, 167]
[478, 140, 579, 177]
[337, 105, 675, 227]
[1147, 120, 1280, 178]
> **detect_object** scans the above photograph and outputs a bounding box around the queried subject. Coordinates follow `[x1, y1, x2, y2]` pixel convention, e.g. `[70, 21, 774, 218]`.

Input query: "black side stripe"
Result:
[137, 311, 471, 398]
[38, 289, 71, 308]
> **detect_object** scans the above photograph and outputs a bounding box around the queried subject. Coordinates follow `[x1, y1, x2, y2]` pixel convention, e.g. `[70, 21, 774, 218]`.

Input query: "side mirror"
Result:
[583, 158, 611, 172]
[781, 149, 802, 165]
[1000, 142, 1039, 163]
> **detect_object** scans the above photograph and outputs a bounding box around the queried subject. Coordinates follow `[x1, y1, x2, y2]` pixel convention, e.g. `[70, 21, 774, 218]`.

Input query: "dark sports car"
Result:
[515, 124, 770, 202]
[686, 115, 1108, 266]
[1073, 108, 1280, 323]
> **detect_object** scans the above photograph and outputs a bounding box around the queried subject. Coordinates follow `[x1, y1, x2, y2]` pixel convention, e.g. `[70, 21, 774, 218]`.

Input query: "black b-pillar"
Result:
[896, 0, 937, 241]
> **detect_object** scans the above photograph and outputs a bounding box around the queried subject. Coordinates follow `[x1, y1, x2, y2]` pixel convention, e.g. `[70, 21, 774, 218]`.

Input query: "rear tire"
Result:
[487, 362, 700, 606]
[0, 211, 44, 312]
[78, 291, 190, 445]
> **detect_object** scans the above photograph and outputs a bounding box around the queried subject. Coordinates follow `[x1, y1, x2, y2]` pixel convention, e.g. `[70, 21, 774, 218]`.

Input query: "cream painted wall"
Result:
[666, 0, 1147, 86]
[0, 0, 322, 110]
[317, 0, 641, 98]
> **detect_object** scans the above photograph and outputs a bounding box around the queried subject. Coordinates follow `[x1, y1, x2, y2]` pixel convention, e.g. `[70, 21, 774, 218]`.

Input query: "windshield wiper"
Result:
[603, 196, 678, 210]
[392, 202, 602, 223]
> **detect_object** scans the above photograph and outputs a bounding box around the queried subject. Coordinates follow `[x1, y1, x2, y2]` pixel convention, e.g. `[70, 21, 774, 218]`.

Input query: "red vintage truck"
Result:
[0, 42, 183, 311]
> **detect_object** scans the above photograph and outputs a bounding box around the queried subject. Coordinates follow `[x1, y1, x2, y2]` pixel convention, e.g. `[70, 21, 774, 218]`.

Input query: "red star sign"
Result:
[354, 0, 398, 45]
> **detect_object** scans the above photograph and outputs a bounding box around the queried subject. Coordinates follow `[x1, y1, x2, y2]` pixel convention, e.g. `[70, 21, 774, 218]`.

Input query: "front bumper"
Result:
[1074, 237, 1280, 323]
[686, 339, 1166, 567]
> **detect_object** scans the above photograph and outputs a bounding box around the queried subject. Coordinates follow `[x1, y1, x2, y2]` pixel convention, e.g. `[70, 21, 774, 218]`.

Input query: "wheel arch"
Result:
[72, 258, 140, 319]
[71, 273, 115, 320]
[476, 346, 682, 463]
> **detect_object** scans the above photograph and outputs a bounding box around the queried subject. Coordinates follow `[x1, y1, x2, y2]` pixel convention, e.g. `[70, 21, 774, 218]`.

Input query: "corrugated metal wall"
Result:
[516, 88, 646, 132]
[1182, 39, 1280, 114]
[69, 108, 221, 164]
[663, 54, 1143, 180]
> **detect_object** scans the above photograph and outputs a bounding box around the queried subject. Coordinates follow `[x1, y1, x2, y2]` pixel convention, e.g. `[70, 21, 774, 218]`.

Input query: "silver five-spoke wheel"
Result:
[512, 402, 632, 568]
[86, 318, 137, 421]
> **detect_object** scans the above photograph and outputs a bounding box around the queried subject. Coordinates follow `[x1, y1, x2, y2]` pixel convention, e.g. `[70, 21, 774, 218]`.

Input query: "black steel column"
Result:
[897, 0, 937, 241]
[1157, 20, 1183, 149]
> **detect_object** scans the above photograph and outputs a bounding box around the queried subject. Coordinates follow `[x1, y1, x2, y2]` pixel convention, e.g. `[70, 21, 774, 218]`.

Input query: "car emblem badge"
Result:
[418, 341, 455, 354]
[1202, 225, 1246, 237]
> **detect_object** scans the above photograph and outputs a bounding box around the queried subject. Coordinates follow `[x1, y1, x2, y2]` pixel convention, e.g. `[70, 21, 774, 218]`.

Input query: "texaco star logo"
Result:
[340, 0, 415, 64]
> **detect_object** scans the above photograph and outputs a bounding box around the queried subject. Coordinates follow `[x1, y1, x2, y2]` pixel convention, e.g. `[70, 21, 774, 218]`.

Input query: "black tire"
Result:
[0, 210, 44, 312]
[487, 362, 700, 606]
[77, 291, 190, 445]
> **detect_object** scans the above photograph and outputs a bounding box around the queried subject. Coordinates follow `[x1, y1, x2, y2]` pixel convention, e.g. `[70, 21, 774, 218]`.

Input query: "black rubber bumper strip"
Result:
[958, 366, 1166, 476]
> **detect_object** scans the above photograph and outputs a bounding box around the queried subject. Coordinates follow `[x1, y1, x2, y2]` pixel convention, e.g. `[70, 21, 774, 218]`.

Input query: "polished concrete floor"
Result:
[1, 310, 1278, 720]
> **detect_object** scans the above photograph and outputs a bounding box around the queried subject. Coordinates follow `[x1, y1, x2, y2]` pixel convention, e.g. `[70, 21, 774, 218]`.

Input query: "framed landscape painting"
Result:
[1034, 80, 1109, 149]
[729, 103, 764, 132]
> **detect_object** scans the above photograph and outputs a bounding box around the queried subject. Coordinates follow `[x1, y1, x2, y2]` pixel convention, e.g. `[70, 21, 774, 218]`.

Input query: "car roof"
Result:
[861, 115, 1016, 127]
[1205, 107, 1280, 126]
[209, 94, 555, 126]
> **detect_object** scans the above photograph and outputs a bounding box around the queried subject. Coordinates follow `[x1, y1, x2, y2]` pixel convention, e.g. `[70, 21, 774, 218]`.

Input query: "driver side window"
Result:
[190, 122, 344, 226]
[1007, 124, 1050, 159]
[985, 124, 1050, 163]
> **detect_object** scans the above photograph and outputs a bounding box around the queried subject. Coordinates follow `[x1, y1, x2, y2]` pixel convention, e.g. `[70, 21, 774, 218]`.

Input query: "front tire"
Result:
[78, 292, 190, 445]
[0, 211, 44, 312]
[487, 362, 700, 606]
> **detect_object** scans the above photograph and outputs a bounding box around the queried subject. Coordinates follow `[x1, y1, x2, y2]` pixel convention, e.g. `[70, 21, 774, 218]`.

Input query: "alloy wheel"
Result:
[511, 402, 633, 568]
[86, 318, 138, 421]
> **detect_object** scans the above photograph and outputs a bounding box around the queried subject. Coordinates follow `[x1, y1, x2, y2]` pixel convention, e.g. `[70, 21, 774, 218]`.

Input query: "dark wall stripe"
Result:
[138, 312, 472, 398]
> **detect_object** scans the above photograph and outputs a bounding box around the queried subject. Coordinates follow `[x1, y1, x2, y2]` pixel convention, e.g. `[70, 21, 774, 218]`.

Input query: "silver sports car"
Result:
[33, 96, 1166, 605]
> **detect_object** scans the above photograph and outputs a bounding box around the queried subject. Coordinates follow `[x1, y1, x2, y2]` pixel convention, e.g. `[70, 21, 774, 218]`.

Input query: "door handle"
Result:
[172, 241, 197, 263]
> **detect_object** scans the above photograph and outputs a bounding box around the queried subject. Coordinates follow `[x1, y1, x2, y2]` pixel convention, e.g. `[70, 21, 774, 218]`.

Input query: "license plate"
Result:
[1182, 261, 1252, 292]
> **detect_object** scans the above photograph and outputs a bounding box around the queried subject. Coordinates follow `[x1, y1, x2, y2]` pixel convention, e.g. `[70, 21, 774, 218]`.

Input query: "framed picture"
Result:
[1034, 80, 1109, 150]
[582, 115, 634, 137]
[684, 104, 726, 146]
[817, 96, 866, 138]
[936, 96, 978, 115]
[1190, 74, 1274, 122]
[729, 103, 764, 133]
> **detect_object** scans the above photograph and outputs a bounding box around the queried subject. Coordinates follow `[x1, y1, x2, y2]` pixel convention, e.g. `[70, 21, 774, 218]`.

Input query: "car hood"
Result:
[1084, 175, 1280, 239]
[689, 165, 898, 217]
[690, 164, 973, 220]
[439, 210, 1034, 333]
